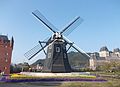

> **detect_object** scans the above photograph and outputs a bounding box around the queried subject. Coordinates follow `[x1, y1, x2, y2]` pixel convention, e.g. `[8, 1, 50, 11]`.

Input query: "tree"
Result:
[96, 61, 120, 72]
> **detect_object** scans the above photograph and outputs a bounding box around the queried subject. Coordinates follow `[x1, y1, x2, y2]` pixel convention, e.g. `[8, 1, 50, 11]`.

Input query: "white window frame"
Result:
[56, 47, 60, 52]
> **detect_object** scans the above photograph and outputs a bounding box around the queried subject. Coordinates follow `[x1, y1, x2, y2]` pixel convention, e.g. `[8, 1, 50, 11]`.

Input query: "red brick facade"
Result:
[0, 35, 14, 75]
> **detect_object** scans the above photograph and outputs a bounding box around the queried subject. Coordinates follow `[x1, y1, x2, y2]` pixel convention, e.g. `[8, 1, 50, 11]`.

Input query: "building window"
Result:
[5, 52, 8, 56]
[6, 53, 8, 56]
[5, 45, 7, 48]
[56, 47, 60, 52]
[5, 59, 8, 62]
[4, 67, 7, 70]
[5, 57, 8, 62]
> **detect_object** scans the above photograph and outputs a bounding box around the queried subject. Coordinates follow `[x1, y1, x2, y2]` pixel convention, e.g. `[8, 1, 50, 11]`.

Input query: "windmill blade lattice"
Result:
[63, 35, 90, 58]
[24, 44, 47, 60]
[72, 44, 90, 58]
[24, 38, 56, 60]
[32, 10, 58, 33]
[60, 16, 83, 36]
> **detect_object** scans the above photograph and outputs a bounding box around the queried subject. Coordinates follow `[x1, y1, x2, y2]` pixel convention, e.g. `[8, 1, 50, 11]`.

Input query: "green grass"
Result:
[59, 78, 120, 87]
[59, 72, 120, 87]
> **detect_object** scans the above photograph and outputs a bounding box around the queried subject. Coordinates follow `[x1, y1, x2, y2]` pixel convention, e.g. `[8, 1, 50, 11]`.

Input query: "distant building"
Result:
[89, 46, 120, 70]
[30, 64, 43, 72]
[0, 35, 14, 74]
[99, 46, 109, 58]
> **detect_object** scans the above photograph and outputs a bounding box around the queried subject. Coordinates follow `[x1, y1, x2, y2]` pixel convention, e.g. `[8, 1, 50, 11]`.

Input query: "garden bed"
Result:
[1, 73, 107, 82]
[4, 78, 107, 82]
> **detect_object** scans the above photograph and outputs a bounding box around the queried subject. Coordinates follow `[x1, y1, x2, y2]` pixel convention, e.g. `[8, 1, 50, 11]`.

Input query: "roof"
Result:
[113, 48, 120, 52]
[100, 46, 109, 52]
[0, 35, 8, 41]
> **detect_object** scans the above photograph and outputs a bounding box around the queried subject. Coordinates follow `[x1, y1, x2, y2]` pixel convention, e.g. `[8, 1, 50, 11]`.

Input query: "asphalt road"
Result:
[0, 82, 62, 87]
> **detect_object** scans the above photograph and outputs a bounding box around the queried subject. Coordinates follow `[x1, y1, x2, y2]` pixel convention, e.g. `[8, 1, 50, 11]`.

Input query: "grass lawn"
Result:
[59, 72, 120, 87]
[59, 78, 120, 87]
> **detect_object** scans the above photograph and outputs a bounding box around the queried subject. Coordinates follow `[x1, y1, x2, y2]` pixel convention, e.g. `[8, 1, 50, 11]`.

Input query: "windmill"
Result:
[24, 10, 90, 73]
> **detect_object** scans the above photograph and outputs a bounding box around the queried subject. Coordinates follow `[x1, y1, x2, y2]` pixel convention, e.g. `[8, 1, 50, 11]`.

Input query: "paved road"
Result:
[0, 82, 62, 87]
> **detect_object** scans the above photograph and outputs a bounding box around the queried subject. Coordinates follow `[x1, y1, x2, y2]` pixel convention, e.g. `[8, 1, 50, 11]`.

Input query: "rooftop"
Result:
[113, 48, 120, 52]
[100, 46, 109, 52]
[0, 35, 8, 41]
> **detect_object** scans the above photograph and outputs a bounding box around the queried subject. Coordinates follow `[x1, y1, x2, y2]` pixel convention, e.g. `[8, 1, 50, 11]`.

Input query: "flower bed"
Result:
[10, 73, 96, 79]
[5, 78, 107, 82]
[1, 73, 107, 82]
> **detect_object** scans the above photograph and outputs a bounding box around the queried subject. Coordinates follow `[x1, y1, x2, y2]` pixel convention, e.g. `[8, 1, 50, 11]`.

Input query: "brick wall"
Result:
[0, 35, 14, 74]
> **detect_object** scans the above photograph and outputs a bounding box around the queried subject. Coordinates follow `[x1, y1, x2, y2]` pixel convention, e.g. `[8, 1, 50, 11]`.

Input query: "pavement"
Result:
[0, 82, 62, 87]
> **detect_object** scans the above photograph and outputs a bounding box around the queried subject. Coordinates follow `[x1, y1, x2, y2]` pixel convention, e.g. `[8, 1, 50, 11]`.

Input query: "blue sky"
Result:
[0, 0, 120, 64]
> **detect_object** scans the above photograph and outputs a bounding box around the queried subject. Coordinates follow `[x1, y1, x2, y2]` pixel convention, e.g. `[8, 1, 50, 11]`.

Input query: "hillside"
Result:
[31, 51, 90, 68]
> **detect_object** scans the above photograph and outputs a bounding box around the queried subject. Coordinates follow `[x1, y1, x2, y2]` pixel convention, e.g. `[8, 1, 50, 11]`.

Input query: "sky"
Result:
[0, 0, 120, 64]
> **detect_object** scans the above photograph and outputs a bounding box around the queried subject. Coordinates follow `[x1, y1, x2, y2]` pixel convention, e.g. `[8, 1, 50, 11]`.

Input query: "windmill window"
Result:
[64, 53, 66, 58]
[48, 53, 51, 58]
[49, 44, 52, 49]
[56, 47, 60, 52]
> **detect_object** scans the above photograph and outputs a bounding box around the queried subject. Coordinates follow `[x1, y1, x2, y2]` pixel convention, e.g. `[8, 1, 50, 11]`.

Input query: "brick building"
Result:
[0, 35, 14, 74]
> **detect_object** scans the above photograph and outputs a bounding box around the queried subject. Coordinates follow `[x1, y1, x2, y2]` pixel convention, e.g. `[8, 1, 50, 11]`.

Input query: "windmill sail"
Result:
[24, 44, 47, 60]
[60, 16, 83, 36]
[32, 10, 58, 33]
[63, 35, 90, 58]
